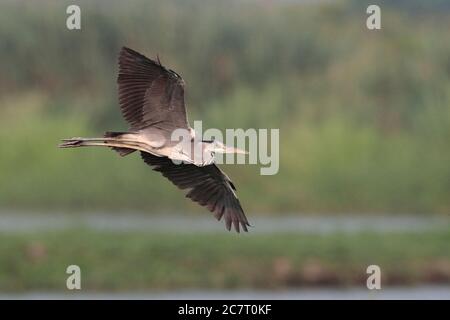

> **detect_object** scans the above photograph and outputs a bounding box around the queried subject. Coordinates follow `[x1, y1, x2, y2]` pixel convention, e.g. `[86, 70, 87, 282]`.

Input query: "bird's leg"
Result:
[58, 137, 150, 153]
[60, 137, 139, 143]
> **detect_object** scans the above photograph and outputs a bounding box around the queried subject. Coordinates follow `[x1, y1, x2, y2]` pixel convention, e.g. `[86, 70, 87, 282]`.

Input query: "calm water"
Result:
[0, 211, 449, 233]
[1, 212, 449, 300]
[2, 287, 450, 300]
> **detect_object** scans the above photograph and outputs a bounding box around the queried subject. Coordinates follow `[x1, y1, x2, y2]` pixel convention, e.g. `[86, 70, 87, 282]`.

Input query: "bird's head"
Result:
[211, 140, 248, 155]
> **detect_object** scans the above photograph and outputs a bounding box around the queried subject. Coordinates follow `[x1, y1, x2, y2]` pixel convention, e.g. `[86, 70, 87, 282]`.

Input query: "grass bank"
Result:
[1, 230, 449, 291]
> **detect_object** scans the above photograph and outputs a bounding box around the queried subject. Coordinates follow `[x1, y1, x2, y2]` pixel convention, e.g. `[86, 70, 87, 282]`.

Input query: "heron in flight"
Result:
[59, 47, 250, 232]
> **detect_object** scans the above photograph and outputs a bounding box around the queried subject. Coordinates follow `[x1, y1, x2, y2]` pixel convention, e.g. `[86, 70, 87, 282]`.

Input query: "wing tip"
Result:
[218, 207, 251, 233]
[120, 46, 141, 56]
[118, 46, 161, 70]
[119, 46, 139, 60]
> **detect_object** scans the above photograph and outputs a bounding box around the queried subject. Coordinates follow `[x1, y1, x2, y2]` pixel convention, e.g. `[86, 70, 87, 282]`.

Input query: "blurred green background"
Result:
[0, 0, 449, 294]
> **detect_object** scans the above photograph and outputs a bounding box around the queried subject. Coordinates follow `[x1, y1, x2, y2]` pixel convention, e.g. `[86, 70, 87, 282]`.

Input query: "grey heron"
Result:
[59, 47, 250, 232]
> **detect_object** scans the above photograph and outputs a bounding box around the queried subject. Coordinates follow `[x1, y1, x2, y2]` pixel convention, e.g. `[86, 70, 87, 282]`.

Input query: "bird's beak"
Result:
[223, 146, 249, 155]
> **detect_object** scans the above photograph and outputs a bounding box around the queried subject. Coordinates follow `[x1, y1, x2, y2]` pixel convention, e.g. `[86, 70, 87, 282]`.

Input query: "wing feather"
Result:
[118, 47, 190, 131]
[140, 152, 250, 232]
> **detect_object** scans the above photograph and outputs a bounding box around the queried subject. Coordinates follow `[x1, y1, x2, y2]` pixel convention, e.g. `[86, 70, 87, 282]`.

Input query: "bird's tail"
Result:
[58, 132, 142, 156]
[104, 132, 136, 156]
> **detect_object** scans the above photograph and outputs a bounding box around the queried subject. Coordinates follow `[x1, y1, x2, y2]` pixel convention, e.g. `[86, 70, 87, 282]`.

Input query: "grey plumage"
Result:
[60, 47, 250, 232]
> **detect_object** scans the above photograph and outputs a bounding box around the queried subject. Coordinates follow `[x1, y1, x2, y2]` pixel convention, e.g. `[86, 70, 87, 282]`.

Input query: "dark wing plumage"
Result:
[140, 152, 250, 232]
[118, 47, 190, 131]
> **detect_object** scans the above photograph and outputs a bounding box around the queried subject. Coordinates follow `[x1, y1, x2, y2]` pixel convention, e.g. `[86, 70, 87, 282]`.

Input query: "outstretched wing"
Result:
[140, 152, 250, 232]
[118, 47, 190, 131]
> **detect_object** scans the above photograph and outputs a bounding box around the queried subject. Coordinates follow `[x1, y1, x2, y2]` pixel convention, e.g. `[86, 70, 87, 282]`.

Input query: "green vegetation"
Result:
[0, 1, 449, 292]
[1, 0, 450, 214]
[1, 229, 449, 291]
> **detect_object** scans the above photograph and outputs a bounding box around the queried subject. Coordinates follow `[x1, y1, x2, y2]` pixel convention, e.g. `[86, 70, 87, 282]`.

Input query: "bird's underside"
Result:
[59, 47, 250, 232]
